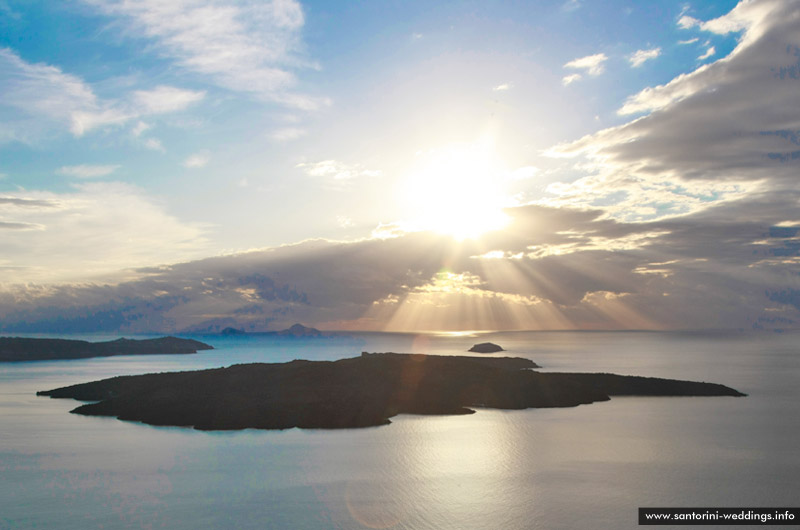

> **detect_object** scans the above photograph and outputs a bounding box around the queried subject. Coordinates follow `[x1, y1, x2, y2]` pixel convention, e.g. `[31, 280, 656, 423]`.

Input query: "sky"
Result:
[1, 0, 799, 333]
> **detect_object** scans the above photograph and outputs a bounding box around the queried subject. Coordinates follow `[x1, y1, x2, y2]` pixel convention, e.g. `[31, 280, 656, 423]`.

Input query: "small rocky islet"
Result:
[468, 342, 505, 353]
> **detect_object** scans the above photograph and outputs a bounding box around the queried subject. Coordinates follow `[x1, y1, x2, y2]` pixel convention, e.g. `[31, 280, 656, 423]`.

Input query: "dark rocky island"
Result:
[275, 323, 324, 337]
[220, 327, 246, 336]
[468, 342, 505, 353]
[217, 324, 326, 337]
[38, 352, 745, 430]
[1, 336, 213, 362]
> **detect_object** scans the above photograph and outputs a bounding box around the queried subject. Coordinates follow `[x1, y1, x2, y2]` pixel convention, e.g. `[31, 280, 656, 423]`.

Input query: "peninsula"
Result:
[38, 352, 745, 430]
[1, 336, 213, 362]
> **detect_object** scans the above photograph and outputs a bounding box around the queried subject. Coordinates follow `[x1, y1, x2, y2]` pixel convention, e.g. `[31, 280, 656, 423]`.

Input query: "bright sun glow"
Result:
[400, 138, 512, 240]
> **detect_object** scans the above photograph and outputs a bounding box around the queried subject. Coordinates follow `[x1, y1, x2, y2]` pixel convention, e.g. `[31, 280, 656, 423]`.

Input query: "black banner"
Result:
[639, 508, 800, 525]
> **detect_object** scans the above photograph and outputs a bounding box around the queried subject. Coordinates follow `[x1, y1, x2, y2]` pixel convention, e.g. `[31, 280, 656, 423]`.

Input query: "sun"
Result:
[399, 138, 512, 240]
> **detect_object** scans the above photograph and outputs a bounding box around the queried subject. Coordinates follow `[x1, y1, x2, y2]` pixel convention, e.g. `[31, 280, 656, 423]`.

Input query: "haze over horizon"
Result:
[1, 0, 799, 333]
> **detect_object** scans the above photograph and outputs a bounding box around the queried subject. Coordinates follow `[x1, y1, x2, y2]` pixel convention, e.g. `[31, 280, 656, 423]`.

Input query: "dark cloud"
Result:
[768, 289, 800, 312]
[0, 197, 59, 208]
[0, 221, 42, 230]
[0, 200, 797, 332]
[548, 0, 800, 226]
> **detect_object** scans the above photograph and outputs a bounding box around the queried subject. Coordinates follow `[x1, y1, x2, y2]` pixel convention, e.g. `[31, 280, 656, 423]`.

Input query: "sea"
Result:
[1, 330, 798, 529]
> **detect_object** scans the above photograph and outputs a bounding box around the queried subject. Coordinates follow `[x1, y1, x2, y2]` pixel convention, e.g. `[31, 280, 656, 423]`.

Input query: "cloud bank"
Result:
[0, 183, 208, 285]
[0, 199, 797, 333]
[547, 0, 800, 224]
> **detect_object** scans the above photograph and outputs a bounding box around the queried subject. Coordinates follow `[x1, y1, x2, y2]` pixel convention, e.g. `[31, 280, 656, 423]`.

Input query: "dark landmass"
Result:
[38, 352, 745, 430]
[275, 323, 323, 337]
[1, 336, 213, 362]
[215, 324, 325, 338]
[468, 342, 505, 353]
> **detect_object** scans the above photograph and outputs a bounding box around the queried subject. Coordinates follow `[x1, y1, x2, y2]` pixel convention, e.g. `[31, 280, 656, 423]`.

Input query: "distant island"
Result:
[220, 327, 247, 336]
[1, 336, 213, 362]
[468, 342, 505, 353]
[38, 352, 745, 430]
[275, 323, 324, 337]
[218, 323, 325, 337]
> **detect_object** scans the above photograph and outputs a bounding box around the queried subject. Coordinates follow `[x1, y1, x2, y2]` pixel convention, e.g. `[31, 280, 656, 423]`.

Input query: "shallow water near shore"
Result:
[1, 330, 798, 529]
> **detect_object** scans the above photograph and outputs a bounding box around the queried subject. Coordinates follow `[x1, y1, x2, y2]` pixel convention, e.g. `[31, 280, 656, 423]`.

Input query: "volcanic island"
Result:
[38, 352, 746, 431]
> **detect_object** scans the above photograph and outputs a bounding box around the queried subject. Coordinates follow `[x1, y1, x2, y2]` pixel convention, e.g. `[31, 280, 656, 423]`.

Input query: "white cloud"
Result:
[183, 152, 210, 168]
[297, 160, 382, 182]
[0, 48, 96, 115]
[336, 215, 354, 228]
[0, 47, 207, 140]
[678, 37, 700, 45]
[57, 164, 120, 179]
[131, 121, 150, 137]
[69, 108, 131, 136]
[133, 86, 205, 114]
[562, 73, 582, 86]
[616, 66, 711, 115]
[698, 46, 716, 60]
[564, 53, 608, 76]
[628, 47, 661, 67]
[0, 47, 120, 139]
[83, 0, 329, 111]
[679, 3, 753, 35]
[143, 138, 165, 152]
[493, 83, 511, 91]
[678, 15, 701, 29]
[0, 183, 208, 284]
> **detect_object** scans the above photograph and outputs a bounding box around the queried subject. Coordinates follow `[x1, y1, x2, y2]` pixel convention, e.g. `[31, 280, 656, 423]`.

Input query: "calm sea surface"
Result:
[1, 331, 798, 529]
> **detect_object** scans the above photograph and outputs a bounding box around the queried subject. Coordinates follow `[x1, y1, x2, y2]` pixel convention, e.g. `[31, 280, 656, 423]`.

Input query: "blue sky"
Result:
[1, 0, 798, 332]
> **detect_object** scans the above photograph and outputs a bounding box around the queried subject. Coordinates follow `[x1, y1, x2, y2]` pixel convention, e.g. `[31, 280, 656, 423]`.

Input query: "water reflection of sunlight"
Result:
[345, 480, 407, 529]
[406, 413, 515, 476]
[307, 415, 523, 529]
[299, 406, 527, 528]
[397, 412, 523, 522]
